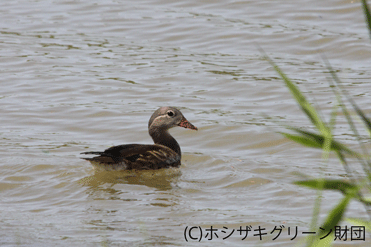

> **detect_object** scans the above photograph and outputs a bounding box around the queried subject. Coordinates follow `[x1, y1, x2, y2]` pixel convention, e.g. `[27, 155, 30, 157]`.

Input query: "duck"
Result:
[81, 106, 197, 171]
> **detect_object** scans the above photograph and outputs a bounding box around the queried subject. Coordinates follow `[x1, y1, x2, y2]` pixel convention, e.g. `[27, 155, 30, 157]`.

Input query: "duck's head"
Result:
[148, 106, 197, 131]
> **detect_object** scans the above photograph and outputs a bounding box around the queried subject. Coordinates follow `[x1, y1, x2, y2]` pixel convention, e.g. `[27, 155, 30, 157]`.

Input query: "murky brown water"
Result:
[1, 0, 370, 246]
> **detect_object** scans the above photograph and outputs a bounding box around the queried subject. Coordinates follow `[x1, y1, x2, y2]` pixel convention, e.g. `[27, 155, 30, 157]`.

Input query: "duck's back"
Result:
[81, 144, 180, 171]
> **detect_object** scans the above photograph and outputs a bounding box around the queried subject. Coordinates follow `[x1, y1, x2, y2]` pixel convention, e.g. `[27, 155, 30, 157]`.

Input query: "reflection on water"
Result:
[80, 168, 182, 191]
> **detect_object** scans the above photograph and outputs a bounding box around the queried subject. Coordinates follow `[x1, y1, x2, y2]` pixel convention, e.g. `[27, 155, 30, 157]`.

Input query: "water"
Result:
[1, 0, 371, 246]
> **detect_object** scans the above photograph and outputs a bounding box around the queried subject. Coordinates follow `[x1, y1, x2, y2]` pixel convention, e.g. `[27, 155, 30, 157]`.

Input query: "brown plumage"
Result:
[81, 106, 197, 171]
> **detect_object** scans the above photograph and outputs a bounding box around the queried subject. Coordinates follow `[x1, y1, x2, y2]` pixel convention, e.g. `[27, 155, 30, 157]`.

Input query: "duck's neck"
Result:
[149, 128, 181, 156]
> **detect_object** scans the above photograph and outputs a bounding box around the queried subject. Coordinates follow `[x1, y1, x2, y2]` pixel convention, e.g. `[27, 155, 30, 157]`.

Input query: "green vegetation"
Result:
[264, 1, 371, 246]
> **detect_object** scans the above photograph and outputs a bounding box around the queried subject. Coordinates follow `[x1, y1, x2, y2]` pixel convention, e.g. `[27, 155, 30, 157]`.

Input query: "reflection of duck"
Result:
[81, 107, 197, 171]
[80, 168, 182, 191]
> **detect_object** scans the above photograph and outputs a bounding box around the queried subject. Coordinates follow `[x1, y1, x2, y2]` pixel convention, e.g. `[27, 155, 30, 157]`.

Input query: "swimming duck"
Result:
[81, 106, 197, 170]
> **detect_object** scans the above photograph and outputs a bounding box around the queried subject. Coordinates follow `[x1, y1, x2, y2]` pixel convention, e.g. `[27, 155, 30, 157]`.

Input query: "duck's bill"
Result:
[178, 117, 198, 130]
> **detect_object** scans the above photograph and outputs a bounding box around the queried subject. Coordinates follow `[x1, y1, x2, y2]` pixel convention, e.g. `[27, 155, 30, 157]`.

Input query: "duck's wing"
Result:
[81, 144, 180, 170]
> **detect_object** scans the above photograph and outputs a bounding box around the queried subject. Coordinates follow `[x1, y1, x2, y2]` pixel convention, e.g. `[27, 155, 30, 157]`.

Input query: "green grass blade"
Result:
[281, 128, 358, 156]
[292, 128, 357, 155]
[323, 55, 371, 177]
[320, 194, 353, 232]
[306, 194, 353, 247]
[361, 0, 371, 38]
[294, 179, 357, 195]
[261, 51, 329, 135]
[309, 233, 334, 247]
[316, 194, 352, 245]
[347, 218, 371, 232]
[360, 197, 371, 204]
[348, 97, 371, 135]
[280, 132, 324, 149]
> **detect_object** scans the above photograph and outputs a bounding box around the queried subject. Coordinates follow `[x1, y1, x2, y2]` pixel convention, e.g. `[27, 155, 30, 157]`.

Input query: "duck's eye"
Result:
[167, 111, 175, 117]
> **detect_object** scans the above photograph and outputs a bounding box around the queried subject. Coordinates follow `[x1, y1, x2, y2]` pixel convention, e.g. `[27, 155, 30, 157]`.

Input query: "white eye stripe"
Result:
[150, 115, 167, 127]
[149, 112, 178, 129]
